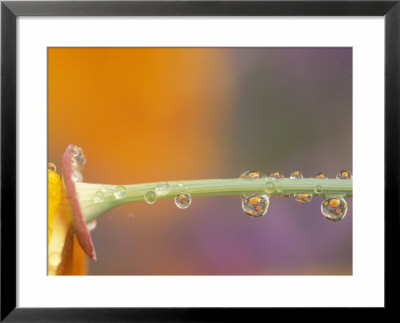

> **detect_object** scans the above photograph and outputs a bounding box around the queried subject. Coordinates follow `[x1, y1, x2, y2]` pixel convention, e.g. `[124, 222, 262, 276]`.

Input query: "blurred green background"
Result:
[49, 47, 352, 275]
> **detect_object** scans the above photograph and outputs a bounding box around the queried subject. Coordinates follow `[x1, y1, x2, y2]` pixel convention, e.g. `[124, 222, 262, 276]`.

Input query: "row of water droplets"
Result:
[49, 146, 351, 221]
[93, 180, 191, 210]
[240, 170, 352, 221]
[146, 182, 192, 209]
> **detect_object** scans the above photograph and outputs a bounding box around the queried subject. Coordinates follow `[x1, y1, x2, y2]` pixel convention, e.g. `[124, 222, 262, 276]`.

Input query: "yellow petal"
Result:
[48, 167, 87, 275]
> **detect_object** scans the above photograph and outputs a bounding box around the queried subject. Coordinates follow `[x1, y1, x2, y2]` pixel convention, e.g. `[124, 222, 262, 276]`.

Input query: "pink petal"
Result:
[62, 144, 96, 261]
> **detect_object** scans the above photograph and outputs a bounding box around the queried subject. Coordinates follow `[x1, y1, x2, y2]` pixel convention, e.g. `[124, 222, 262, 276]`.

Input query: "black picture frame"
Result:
[1, 0, 399, 321]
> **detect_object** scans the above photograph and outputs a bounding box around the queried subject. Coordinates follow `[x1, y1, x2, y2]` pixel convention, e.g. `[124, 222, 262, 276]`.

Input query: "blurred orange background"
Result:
[48, 48, 352, 275]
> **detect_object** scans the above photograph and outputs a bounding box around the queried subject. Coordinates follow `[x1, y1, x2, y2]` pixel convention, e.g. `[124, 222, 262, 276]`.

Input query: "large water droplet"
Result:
[87, 220, 97, 231]
[94, 191, 104, 203]
[294, 193, 312, 204]
[240, 171, 269, 205]
[269, 171, 284, 179]
[71, 170, 83, 182]
[155, 182, 170, 196]
[316, 172, 327, 179]
[174, 192, 191, 209]
[144, 191, 157, 204]
[242, 194, 269, 217]
[48, 162, 56, 172]
[290, 170, 303, 179]
[240, 170, 266, 179]
[113, 186, 127, 199]
[336, 170, 352, 180]
[321, 197, 348, 221]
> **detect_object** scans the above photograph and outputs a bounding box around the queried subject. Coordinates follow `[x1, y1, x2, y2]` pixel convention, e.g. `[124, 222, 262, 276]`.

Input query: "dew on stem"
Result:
[52, 144, 353, 262]
[155, 182, 170, 196]
[290, 170, 303, 179]
[294, 193, 312, 204]
[175, 192, 192, 209]
[94, 191, 105, 203]
[290, 170, 312, 203]
[264, 180, 276, 194]
[314, 185, 323, 194]
[240, 170, 266, 179]
[321, 197, 348, 221]
[113, 185, 127, 199]
[144, 191, 157, 204]
[242, 194, 269, 217]
[239, 170, 269, 216]
[269, 171, 284, 179]
[336, 170, 352, 180]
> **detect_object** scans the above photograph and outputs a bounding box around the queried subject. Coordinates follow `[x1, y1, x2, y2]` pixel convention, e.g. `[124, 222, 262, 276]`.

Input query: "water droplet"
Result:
[87, 220, 97, 231]
[290, 170, 303, 179]
[337, 170, 352, 180]
[321, 197, 348, 221]
[155, 182, 170, 196]
[71, 157, 79, 170]
[94, 191, 104, 203]
[113, 186, 127, 199]
[294, 193, 312, 204]
[71, 145, 86, 167]
[144, 191, 157, 204]
[240, 170, 266, 179]
[264, 180, 276, 194]
[48, 162, 56, 171]
[71, 145, 80, 156]
[71, 170, 83, 182]
[174, 192, 192, 209]
[240, 171, 268, 204]
[269, 171, 284, 179]
[314, 185, 323, 194]
[316, 172, 327, 179]
[242, 194, 269, 217]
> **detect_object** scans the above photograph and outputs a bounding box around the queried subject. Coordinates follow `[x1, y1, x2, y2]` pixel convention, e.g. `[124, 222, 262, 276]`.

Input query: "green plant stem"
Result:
[124, 178, 352, 200]
[76, 178, 352, 223]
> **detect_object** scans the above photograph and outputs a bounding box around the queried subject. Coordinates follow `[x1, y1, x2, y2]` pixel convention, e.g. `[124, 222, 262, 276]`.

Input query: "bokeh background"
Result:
[48, 48, 352, 275]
